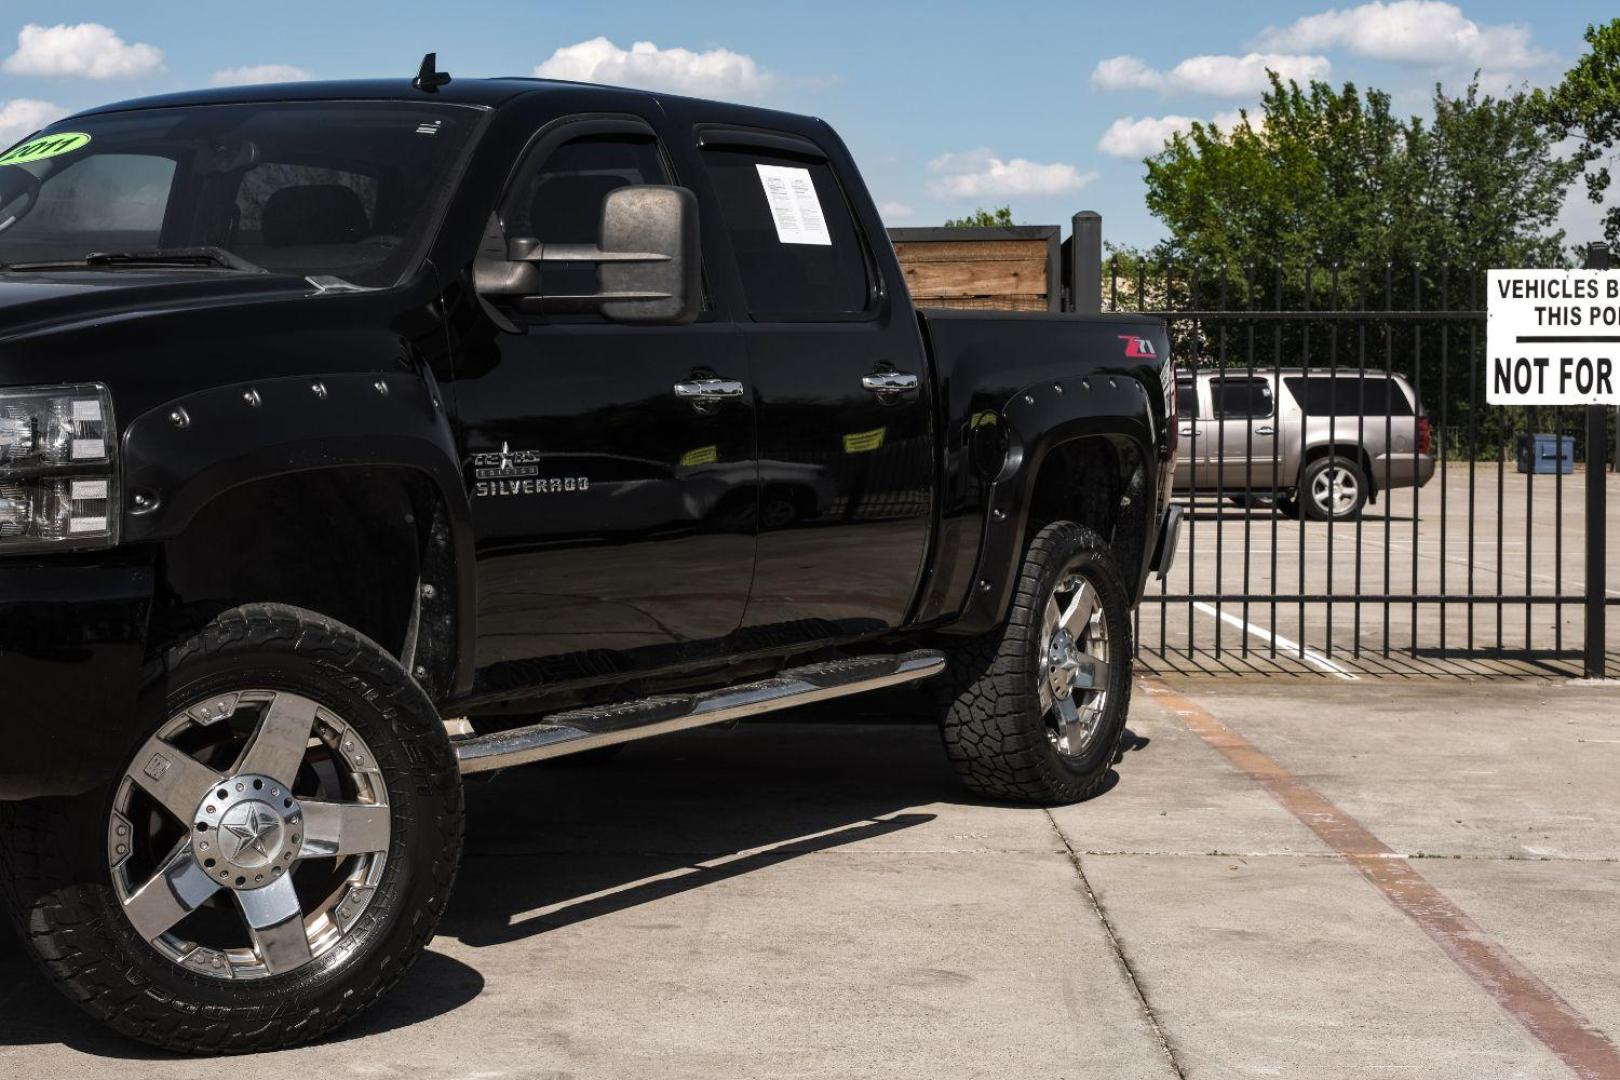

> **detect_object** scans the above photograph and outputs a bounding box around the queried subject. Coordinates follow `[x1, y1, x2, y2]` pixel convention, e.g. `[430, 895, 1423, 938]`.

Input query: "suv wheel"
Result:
[936, 522, 1132, 804]
[0, 604, 463, 1054]
[1300, 456, 1369, 521]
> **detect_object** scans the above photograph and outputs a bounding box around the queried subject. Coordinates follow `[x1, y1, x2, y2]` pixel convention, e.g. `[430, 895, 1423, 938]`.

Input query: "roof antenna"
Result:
[412, 52, 451, 93]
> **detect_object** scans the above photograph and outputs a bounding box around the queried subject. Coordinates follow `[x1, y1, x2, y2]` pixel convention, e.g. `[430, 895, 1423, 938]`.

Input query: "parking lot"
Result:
[1144, 463, 1620, 678]
[5, 672, 1617, 1078]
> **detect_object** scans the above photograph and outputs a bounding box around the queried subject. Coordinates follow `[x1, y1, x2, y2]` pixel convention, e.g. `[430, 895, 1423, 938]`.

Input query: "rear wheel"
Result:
[1300, 456, 1368, 521]
[0, 604, 463, 1054]
[936, 523, 1133, 804]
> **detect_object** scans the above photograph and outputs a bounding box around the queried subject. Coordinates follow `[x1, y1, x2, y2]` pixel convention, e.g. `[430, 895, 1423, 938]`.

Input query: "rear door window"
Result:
[1209, 376, 1273, 419]
[1176, 379, 1200, 419]
[1285, 375, 1413, 417]
[699, 145, 871, 319]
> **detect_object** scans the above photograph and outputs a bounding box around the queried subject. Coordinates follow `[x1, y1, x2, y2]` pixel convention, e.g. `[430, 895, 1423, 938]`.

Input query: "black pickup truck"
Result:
[0, 61, 1178, 1052]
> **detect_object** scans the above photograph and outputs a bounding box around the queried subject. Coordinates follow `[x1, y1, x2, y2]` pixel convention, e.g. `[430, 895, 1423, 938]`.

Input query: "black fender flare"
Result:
[120, 370, 477, 695]
[950, 373, 1159, 635]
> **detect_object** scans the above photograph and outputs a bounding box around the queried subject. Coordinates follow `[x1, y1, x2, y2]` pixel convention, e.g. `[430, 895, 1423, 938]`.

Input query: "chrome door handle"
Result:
[673, 378, 745, 403]
[1255, 425, 1276, 436]
[862, 371, 920, 398]
[1179, 426, 1195, 436]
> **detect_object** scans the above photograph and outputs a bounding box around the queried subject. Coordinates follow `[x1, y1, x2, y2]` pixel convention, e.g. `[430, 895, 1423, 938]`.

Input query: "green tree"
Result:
[1535, 19, 1620, 246]
[1143, 74, 1577, 274]
[943, 205, 1015, 227]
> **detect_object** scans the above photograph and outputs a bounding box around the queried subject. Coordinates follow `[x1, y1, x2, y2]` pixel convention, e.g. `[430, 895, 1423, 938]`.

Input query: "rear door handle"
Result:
[1179, 426, 1195, 436]
[1255, 425, 1276, 436]
[862, 371, 920, 398]
[673, 378, 745, 403]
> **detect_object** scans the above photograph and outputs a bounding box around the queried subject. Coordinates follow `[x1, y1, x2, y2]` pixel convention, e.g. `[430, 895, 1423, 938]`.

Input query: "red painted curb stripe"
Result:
[1143, 677, 1620, 1080]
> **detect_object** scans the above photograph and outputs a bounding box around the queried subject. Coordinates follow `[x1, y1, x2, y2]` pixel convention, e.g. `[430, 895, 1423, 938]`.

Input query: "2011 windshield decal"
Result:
[0, 132, 92, 167]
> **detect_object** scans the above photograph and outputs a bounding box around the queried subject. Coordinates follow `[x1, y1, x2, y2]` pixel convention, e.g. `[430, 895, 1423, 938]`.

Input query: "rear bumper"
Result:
[1148, 504, 1184, 581]
[1371, 453, 1437, 492]
[0, 556, 153, 800]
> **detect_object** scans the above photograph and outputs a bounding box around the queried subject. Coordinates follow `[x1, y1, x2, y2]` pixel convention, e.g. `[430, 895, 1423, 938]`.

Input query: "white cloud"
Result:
[1091, 55, 1162, 92]
[1098, 116, 1199, 158]
[1097, 111, 1249, 158]
[535, 37, 771, 99]
[1091, 53, 1330, 97]
[877, 200, 915, 221]
[1256, 1, 1550, 70]
[2, 23, 164, 80]
[210, 64, 312, 87]
[927, 149, 1097, 199]
[1168, 53, 1330, 97]
[0, 99, 66, 144]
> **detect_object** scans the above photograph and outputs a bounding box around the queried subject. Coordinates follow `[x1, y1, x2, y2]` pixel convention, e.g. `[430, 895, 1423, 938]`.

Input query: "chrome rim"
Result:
[1037, 563, 1113, 758]
[1310, 464, 1360, 515]
[109, 690, 390, 980]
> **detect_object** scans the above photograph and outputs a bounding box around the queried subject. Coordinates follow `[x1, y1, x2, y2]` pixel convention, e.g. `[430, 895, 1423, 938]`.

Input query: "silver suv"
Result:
[1172, 369, 1435, 521]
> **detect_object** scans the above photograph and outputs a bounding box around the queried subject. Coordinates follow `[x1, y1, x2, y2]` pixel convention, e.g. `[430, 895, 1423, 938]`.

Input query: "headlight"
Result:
[0, 383, 117, 552]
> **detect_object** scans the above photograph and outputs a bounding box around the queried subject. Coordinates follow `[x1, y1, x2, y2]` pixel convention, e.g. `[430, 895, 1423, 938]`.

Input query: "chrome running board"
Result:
[453, 649, 946, 775]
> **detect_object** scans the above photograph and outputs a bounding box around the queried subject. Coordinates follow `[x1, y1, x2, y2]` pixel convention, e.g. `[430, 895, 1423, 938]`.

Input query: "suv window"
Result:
[1285, 375, 1413, 417]
[502, 133, 671, 302]
[699, 145, 871, 319]
[1175, 378, 1200, 419]
[1210, 376, 1273, 419]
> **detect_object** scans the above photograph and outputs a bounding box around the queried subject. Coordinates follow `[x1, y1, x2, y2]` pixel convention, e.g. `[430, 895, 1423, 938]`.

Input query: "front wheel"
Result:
[0, 604, 464, 1054]
[936, 522, 1133, 804]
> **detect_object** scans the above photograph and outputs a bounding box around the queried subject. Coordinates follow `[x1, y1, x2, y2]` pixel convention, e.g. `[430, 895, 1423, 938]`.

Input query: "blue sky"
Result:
[0, 1, 1611, 248]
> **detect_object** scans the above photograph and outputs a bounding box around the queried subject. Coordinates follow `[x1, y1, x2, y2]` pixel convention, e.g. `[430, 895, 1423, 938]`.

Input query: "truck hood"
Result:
[0, 270, 315, 344]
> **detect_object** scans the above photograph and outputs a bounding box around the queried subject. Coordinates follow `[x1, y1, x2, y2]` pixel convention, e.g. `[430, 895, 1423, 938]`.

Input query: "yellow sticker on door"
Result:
[0, 132, 91, 167]
[842, 427, 887, 454]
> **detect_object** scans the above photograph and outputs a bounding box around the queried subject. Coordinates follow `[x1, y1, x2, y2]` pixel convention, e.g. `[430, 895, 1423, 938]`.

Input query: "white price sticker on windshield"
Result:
[756, 164, 832, 246]
[1487, 269, 1620, 404]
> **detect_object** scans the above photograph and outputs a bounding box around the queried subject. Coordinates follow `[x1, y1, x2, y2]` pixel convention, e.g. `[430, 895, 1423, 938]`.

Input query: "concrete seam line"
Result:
[1141, 676, 1620, 1080]
[1045, 808, 1189, 1080]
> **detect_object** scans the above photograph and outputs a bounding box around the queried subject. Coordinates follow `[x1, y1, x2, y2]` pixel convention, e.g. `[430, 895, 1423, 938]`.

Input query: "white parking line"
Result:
[1191, 601, 1358, 680]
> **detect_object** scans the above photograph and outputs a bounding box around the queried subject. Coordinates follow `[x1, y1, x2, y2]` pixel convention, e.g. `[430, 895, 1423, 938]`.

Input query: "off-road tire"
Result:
[936, 522, 1133, 804]
[0, 604, 464, 1054]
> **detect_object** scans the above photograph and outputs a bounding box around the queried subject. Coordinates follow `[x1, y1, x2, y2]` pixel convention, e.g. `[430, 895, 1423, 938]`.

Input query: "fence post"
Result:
[1070, 211, 1102, 315]
[1585, 242, 1611, 678]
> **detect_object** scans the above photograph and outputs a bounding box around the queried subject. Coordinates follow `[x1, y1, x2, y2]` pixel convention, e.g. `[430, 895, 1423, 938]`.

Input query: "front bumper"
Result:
[0, 556, 153, 800]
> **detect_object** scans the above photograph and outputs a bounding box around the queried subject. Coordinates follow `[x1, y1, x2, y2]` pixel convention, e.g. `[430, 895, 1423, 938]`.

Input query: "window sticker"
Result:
[0, 132, 91, 167]
[755, 163, 832, 246]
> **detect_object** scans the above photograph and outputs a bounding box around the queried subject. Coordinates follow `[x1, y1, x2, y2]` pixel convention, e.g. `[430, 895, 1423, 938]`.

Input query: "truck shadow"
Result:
[1, 702, 1137, 1056]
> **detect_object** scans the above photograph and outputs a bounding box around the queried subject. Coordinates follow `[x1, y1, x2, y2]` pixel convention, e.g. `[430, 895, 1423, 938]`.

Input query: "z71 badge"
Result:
[472, 443, 589, 498]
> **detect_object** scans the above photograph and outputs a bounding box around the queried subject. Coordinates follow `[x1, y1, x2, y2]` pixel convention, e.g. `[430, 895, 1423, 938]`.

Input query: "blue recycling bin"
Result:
[1515, 433, 1575, 474]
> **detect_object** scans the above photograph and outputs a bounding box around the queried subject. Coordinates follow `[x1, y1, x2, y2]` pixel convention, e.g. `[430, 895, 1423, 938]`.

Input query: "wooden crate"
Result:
[887, 225, 1060, 312]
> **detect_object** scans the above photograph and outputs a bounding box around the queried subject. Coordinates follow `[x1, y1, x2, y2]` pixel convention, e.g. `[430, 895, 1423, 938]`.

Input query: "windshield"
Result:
[0, 100, 483, 287]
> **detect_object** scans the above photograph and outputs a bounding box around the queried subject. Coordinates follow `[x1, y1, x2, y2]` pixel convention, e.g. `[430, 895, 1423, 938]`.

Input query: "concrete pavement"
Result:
[3, 675, 1617, 1078]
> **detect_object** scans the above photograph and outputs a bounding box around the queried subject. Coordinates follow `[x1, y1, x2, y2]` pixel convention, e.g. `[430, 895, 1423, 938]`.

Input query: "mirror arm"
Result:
[507, 239, 672, 265]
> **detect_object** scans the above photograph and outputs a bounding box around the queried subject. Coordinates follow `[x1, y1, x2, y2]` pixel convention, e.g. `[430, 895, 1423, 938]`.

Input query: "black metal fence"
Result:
[1105, 251, 1615, 678]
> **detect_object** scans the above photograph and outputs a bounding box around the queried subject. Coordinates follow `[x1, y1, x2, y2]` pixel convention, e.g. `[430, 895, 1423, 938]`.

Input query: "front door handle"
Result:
[1179, 426, 1195, 437]
[862, 371, 920, 399]
[1255, 425, 1276, 436]
[673, 378, 745, 403]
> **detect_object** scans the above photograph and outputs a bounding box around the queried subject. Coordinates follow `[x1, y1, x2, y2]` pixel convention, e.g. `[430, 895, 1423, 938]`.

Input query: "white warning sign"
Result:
[1487, 269, 1620, 404]
[755, 164, 832, 246]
